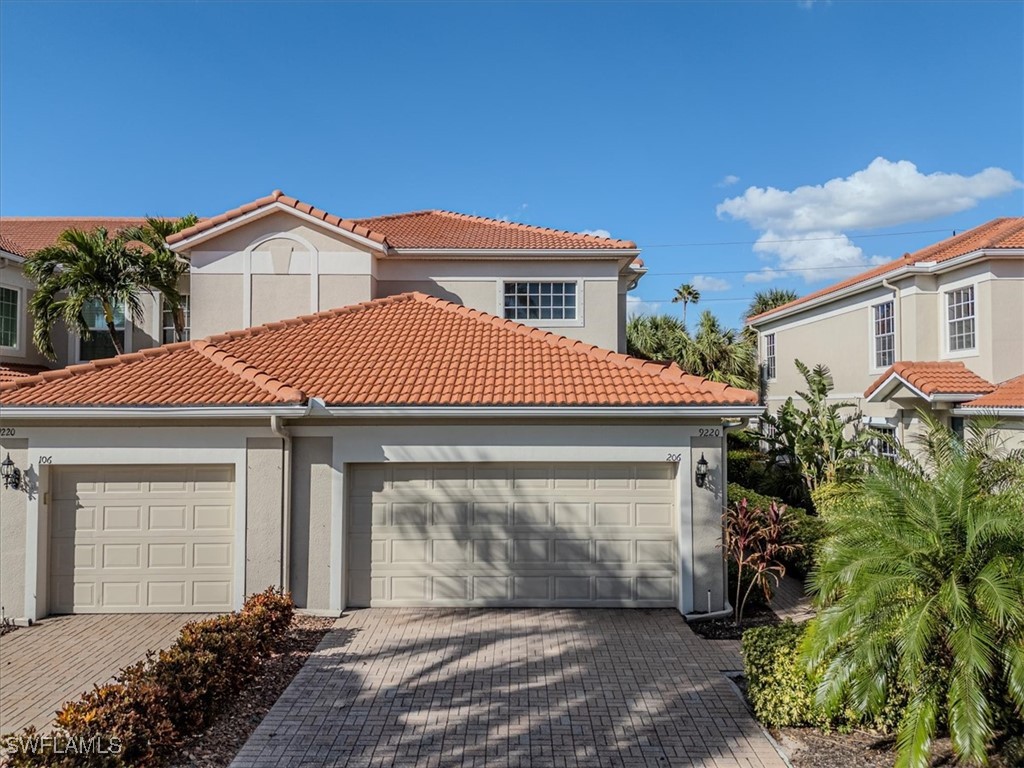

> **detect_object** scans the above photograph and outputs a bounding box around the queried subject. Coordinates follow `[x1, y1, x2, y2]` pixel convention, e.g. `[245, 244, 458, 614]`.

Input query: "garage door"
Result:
[347, 463, 677, 608]
[50, 465, 235, 613]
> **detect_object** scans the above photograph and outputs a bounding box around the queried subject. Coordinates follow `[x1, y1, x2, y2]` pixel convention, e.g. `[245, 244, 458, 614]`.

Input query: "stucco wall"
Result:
[290, 436, 333, 611]
[689, 436, 725, 614]
[252, 275, 309, 327]
[319, 274, 374, 311]
[0, 438, 28, 619]
[245, 437, 284, 596]
[191, 273, 245, 338]
[1, 265, 70, 368]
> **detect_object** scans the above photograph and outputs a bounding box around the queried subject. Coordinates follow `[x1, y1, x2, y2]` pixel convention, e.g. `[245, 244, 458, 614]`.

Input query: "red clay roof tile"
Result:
[864, 361, 995, 400]
[0, 218, 150, 257]
[0, 293, 756, 408]
[0, 363, 50, 383]
[750, 218, 1024, 323]
[961, 373, 1024, 409]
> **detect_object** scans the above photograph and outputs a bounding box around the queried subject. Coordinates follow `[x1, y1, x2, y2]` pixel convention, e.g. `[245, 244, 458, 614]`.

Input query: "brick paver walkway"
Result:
[0, 613, 202, 733]
[771, 574, 815, 624]
[232, 609, 786, 768]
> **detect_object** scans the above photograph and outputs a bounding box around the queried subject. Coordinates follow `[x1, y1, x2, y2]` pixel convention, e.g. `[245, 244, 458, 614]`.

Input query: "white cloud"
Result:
[717, 157, 1021, 282]
[692, 275, 731, 292]
[626, 294, 661, 317]
[496, 203, 529, 222]
[580, 228, 612, 239]
[716, 174, 740, 188]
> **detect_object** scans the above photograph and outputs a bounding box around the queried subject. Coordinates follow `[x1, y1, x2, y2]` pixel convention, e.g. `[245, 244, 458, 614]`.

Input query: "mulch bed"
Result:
[686, 600, 779, 640]
[166, 614, 334, 768]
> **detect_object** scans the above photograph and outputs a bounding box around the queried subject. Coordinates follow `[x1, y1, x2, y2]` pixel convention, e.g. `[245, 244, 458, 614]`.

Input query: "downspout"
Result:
[270, 415, 292, 593]
[881, 277, 903, 443]
[684, 418, 746, 623]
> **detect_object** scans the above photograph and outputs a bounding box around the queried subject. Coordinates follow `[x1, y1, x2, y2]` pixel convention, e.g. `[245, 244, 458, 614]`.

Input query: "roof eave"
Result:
[387, 247, 641, 258]
[320, 404, 764, 418]
[952, 406, 1024, 417]
[0, 404, 312, 419]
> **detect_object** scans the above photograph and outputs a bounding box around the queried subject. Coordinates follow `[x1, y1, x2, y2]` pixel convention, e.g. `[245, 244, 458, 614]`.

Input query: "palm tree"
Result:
[803, 414, 1024, 768]
[122, 215, 198, 342]
[26, 227, 180, 358]
[684, 310, 758, 390]
[745, 288, 800, 320]
[672, 283, 701, 325]
[625, 314, 687, 362]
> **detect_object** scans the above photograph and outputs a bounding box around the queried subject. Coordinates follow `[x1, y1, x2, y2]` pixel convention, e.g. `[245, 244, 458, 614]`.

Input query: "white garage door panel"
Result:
[50, 466, 235, 614]
[348, 463, 678, 608]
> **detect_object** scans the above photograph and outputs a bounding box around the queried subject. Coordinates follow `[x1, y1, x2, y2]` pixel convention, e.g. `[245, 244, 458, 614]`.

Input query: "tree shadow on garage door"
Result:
[231, 608, 779, 767]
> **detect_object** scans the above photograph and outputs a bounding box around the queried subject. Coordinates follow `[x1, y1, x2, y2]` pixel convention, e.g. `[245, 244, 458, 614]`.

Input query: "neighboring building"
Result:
[747, 217, 1024, 453]
[0, 191, 759, 622]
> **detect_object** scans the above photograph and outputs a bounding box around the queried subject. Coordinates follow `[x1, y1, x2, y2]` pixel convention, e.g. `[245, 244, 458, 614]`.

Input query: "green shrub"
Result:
[742, 621, 905, 733]
[2, 587, 294, 767]
[809, 480, 860, 518]
[728, 483, 823, 576]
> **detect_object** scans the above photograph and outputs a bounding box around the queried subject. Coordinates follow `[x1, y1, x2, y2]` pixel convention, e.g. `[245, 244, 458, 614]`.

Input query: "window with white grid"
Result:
[764, 333, 776, 380]
[870, 426, 898, 460]
[503, 281, 577, 321]
[0, 286, 18, 348]
[873, 301, 895, 368]
[946, 287, 975, 352]
[161, 295, 190, 344]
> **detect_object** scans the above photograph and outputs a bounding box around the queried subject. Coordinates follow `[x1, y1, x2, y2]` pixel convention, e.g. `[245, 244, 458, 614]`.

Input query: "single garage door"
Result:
[347, 463, 677, 608]
[50, 465, 235, 613]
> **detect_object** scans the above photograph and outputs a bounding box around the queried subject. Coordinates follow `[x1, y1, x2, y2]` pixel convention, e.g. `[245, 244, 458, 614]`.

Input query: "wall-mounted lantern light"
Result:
[1, 453, 21, 491]
[695, 453, 709, 489]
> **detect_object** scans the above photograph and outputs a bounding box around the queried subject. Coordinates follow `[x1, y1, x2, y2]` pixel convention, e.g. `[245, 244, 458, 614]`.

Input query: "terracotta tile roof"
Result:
[166, 190, 386, 247]
[0, 218, 149, 257]
[0, 233, 27, 258]
[166, 190, 635, 251]
[864, 361, 995, 400]
[961, 373, 1024, 409]
[0, 363, 50, 383]
[353, 210, 636, 250]
[0, 293, 756, 408]
[749, 217, 1024, 323]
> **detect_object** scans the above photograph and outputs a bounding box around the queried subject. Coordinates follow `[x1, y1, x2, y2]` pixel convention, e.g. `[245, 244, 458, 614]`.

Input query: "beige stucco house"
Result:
[0, 191, 759, 623]
[747, 217, 1024, 454]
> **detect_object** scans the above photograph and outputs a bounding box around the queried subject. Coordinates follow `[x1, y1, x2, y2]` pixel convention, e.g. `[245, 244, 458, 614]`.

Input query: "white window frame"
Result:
[869, 425, 899, 460]
[70, 299, 132, 363]
[764, 333, 776, 380]
[870, 300, 896, 372]
[943, 283, 978, 358]
[497, 279, 584, 328]
[160, 294, 191, 345]
[0, 284, 25, 357]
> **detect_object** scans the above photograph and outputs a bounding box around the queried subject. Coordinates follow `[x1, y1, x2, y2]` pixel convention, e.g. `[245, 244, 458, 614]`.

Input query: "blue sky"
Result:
[2, 0, 1022, 326]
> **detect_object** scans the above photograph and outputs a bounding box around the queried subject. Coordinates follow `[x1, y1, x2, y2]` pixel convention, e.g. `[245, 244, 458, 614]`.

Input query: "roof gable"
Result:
[0, 293, 757, 409]
[865, 361, 995, 402]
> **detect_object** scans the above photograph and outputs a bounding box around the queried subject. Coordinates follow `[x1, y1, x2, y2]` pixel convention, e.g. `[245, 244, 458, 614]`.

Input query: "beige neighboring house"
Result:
[0, 190, 759, 624]
[747, 217, 1024, 454]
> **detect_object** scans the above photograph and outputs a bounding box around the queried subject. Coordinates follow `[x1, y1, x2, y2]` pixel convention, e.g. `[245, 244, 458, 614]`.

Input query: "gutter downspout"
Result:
[684, 418, 746, 623]
[881, 277, 903, 443]
[270, 415, 292, 593]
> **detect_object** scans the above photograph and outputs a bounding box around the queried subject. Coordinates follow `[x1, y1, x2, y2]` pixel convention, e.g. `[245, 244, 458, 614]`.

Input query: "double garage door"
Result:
[49, 466, 235, 614]
[347, 462, 678, 608]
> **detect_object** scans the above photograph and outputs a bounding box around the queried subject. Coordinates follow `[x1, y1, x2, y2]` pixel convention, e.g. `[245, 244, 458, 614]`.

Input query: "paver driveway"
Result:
[0, 613, 203, 733]
[232, 609, 785, 768]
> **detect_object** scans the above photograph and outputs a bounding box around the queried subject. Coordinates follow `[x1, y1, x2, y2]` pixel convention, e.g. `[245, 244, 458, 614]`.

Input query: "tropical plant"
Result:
[26, 227, 181, 359]
[625, 313, 687, 362]
[802, 417, 1024, 768]
[759, 360, 870, 492]
[671, 282, 700, 325]
[722, 496, 798, 625]
[122, 215, 198, 342]
[745, 288, 800, 320]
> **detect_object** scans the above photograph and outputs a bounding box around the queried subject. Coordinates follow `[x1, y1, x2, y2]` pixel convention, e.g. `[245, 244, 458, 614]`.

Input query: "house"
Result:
[746, 218, 1024, 453]
[0, 191, 760, 622]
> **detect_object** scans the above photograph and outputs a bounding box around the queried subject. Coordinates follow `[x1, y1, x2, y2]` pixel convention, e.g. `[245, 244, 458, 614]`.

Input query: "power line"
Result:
[646, 264, 870, 277]
[637, 227, 957, 249]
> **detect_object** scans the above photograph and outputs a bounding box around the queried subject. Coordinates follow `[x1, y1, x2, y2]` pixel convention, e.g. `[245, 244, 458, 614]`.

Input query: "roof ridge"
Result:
[0, 342, 192, 393]
[190, 339, 305, 403]
[0, 216, 150, 222]
[427, 209, 636, 247]
[407, 292, 754, 401]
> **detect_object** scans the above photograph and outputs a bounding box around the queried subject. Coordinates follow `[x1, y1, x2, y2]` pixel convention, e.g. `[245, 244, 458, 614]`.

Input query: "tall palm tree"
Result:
[26, 227, 180, 358]
[684, 310, 758, 390]
[803, 415, 1024, 768]
[625, 314, 687, 362]
[745, 288, 800, 320]
[672, 283, 701, 325]
[122, 215, 198, 342]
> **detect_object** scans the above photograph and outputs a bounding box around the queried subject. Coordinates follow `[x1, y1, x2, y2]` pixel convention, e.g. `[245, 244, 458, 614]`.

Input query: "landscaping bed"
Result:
[686, 601, 779, 640]
[167, 613, 334, 768]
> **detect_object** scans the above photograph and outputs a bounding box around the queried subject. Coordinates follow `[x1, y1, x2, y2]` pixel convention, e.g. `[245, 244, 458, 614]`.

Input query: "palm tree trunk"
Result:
[102, 300, 124, 355]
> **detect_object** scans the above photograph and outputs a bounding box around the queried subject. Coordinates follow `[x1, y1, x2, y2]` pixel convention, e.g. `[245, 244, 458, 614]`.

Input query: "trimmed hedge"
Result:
[2, 588, 294, 767]
[742, 621, 904, 732]
[728, 483, 824, 576]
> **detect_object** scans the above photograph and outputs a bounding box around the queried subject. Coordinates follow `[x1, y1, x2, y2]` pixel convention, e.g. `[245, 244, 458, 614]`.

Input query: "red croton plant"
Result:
[722, 497, 799, 626]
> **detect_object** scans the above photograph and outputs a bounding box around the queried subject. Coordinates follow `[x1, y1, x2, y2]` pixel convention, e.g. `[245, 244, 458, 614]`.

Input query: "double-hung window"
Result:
[0, 286, 18, 349]
[873, 301, 895, 368]
[869, 426, 899, 461]
[161, 295, 191, 344]
[503, 281, 578, 321]
[79, 299, 125, 361]
[946, 286, 975, 352]
[764, 333, 776, 380]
